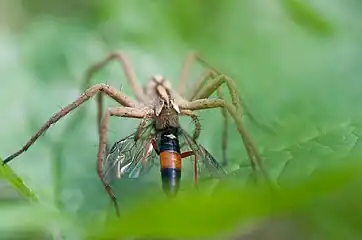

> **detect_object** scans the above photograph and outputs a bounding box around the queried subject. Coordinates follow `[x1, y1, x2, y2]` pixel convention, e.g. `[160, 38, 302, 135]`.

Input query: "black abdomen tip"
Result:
[161, 168, 181, 197]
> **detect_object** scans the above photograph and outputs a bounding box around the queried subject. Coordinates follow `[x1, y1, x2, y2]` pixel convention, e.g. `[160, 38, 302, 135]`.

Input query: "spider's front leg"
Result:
[97, 106, 148, 217]
[3, 84, 138, 164]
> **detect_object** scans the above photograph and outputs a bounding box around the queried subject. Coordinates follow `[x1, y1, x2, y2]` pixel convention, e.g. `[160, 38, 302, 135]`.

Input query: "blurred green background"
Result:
[1, 0, 362, 239]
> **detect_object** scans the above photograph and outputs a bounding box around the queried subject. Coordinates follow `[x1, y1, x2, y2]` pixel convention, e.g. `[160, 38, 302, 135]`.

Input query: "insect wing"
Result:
[103, 129, 158, 184]
[180, 129, 226, 179]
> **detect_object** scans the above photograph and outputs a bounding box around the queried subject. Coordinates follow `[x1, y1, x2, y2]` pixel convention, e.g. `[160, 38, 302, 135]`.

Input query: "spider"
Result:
[3, 51, 270, 210]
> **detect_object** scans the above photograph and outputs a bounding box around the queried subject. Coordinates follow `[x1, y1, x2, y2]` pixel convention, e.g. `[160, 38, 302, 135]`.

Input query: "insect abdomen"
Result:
[160, 152, 181, 196]
[158, 127, 182, 197]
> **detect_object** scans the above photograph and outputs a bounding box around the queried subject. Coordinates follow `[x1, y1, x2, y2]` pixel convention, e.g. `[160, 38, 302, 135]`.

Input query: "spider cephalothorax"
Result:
[146, 75, 181, 130]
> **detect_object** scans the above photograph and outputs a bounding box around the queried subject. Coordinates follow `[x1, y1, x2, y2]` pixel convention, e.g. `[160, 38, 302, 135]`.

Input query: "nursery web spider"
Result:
[3, 52, 270, 214]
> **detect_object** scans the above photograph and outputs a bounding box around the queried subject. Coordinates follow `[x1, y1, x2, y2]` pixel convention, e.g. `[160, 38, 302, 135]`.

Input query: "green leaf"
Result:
[0, 158, 37, 202]
[282, 0, 334, 36]
[86, 165, 361, 238]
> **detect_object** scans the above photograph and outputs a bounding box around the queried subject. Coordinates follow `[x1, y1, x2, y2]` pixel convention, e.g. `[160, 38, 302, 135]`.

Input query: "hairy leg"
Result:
[186, 57, 276, 167]
[83, 54, 143, 151]
[177, 51, 197, 96]
[180, 109, 201, 140]
[184, 69, 230, 166]
[97, 106, 147, 217]
[96, 93, 104, 136]
[187, 69, 213, 101]
[177, 109, 202, 151]
[84, 52, 147, 103]
[179, 99, 271, 183]
[217, 87, 229, 167]
[185, 71, 247, 169]
[3, 84, 137, 164]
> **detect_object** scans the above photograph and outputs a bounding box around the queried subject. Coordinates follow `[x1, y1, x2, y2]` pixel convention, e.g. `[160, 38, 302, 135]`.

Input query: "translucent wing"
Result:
[103, 124, 227, 187]
[102, 125, 158, 184]
[179, 129, 227, 179]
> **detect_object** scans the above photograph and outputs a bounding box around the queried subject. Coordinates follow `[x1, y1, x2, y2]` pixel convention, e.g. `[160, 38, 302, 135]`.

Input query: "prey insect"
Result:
[3, 51, 270, 216]
[102, 76, 227, 214]
[104, 120, 226, 198]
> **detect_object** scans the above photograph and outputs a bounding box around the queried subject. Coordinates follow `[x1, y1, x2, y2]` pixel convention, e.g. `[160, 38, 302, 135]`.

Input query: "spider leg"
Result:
[195, 56, 276, 134]
[84, 66, 140, 152]
[82, 52, 145, 148]
[179, 55, 271, 182]
[178, 109, 201, 151]
[177, 51, 198, 96]
[3, 84, 138, 164]
[217, 87, 229, 167]
[83, 52, 147, 103]
[187, 69, 213, 101]
[182, 69, 230, 166]
[179, 98, 271, 184]
[180, 109, 201, 140]
[97, 106, 148, 216]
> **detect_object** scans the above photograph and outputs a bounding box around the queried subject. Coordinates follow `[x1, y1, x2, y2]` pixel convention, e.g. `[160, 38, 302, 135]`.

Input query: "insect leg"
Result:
[3, 84, 138, 164]
[98, 106, 148, 217]
[151, 138, 160, 155]
[193, 154, 198, 188]
[180, 151, 198, 188]
[180, 151, 194, 158]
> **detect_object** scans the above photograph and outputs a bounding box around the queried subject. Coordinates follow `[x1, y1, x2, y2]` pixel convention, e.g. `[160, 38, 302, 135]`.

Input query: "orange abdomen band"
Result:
[160, 151, 181, 170]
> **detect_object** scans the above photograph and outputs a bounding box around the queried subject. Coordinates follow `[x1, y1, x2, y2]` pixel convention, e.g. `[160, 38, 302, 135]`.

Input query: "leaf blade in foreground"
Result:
[0, 158, 37, 202]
